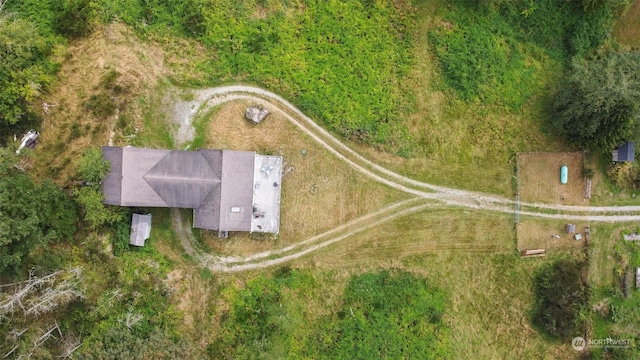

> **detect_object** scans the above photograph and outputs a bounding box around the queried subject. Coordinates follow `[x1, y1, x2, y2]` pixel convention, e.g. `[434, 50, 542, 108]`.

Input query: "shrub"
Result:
[77, 147, 110, 183]
[0, 13, 59, 126]
[430, 10, 539, 109]
[84, 93, 116, 118]
[0, 174, 77, 273]
[315, 270, 450, 359]
[52, 0, 98, 38]
[531, 257, 589, 340]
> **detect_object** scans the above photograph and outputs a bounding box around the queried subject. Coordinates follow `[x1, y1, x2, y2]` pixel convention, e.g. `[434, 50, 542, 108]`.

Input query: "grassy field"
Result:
[31, 23, 168, 185]
[517, 216, 588, 252]
[281, 234, 577, 358]
[345, 0, 569, 197]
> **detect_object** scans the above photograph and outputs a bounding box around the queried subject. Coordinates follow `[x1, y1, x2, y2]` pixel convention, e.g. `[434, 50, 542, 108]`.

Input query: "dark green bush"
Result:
[430, 9, 539, 109]
[314, 270, 450, 359]
[531, 258, 589, 340]
[84, 93, 116, 118]
[497, 0, 613, 59]
[52, 0, 97, 38]
[0, 174, 78, 274]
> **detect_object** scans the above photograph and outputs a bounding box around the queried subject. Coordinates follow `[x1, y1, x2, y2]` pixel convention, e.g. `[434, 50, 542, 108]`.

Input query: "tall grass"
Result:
[93, 0, 416, 149]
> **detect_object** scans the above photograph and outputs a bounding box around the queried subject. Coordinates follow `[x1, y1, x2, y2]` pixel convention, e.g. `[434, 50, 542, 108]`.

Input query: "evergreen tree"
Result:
[553, 51, 640, 150]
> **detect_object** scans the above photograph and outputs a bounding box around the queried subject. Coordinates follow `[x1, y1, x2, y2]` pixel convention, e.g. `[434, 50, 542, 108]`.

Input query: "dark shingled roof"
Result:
[143, 150, 220, 208]
[101, 146, 275, 233]
[102, 147, 123, 205]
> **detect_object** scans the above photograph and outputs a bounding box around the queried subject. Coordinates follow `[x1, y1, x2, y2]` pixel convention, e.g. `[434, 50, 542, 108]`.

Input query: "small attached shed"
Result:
[612, 142, 635, 162]
[130, 213, 152, 247]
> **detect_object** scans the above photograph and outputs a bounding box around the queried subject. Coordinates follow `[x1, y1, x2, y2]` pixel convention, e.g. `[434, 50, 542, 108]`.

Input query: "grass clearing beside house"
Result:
[32, 23, 167, 185]
[306, 207, 515, 267]
[197, 100, 411, 256]
[286, 249, 577, 358]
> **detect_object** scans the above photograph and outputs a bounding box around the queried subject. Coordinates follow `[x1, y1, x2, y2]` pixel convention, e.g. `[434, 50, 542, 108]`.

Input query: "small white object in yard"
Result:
[245, 106, 270, 124]
[42, 102, 56, 115]
[574, 234, 582, 241]
[551, 235, 560, 239]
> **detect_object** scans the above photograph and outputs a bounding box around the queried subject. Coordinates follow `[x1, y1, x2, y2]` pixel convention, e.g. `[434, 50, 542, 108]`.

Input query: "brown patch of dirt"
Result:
[252, 6, 268, 19]
[614, 0, 640, 47]
[32, 23, 166, 184]
[517, 219, 588, 252]
[517, 152, 588, 206]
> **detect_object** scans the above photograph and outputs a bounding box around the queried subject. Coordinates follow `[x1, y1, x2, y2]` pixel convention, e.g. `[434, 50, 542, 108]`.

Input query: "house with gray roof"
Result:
[102, 146, 282, 234]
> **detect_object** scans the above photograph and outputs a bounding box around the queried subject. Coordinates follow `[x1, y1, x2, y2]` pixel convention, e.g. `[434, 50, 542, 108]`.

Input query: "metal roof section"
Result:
[130, 213, 152, 247]
[218, 150, 255, 231]
[251, 155, 282, 233]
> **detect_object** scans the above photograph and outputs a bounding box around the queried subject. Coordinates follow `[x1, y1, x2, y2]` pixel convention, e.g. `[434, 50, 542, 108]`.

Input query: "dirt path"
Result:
[167, 85, 640, 272]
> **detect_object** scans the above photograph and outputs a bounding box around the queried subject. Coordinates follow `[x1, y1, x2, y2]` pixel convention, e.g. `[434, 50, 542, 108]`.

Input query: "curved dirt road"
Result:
[167, 85, 640, 272]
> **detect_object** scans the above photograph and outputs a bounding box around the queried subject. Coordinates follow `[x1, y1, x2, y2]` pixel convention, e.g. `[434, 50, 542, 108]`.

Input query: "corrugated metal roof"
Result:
[218, 150, 255, 231]
[619, 142, 635, 162]
[251, 155, 282, 233]
[130, 213, 152, 246]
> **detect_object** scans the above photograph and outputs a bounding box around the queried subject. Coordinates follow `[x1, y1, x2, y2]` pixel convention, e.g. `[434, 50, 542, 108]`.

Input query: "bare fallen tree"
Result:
[0, 267, 84, 319]
[1, 268, 85, 359]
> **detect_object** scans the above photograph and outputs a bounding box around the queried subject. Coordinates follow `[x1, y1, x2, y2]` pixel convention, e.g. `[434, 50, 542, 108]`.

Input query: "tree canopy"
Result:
[531, 258, 589, 340]
[0, 172, 77, 274]
[553, 51, 640, 151]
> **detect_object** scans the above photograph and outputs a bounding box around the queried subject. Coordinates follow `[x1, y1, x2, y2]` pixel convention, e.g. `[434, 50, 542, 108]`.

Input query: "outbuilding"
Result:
[130, 213, 152, 247]
[612, 142, 635, 162]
